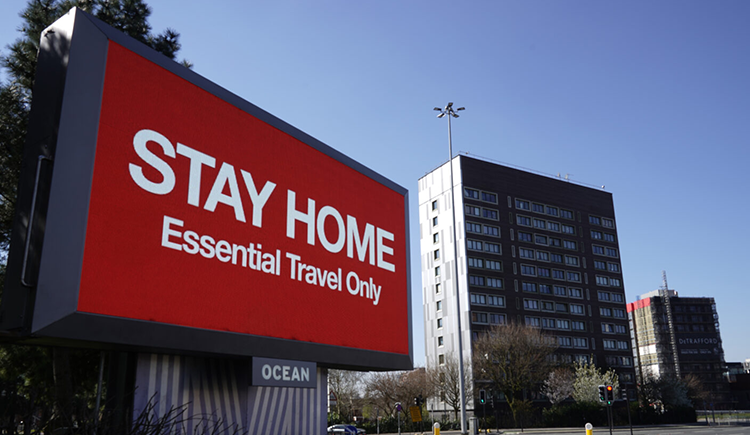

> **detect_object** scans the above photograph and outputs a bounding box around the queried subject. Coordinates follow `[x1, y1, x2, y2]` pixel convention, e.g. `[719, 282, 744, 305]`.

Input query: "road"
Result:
[377, 424, 750, 435]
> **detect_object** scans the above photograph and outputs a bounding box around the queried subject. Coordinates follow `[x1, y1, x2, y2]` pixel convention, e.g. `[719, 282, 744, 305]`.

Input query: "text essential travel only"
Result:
[130, 128, 392, 306]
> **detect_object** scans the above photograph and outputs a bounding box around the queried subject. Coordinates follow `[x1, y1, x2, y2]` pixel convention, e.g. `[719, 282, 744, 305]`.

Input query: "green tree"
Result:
[571, 359, 619, 404]
[0, 1, 186, 432]
[472, 322, 558, 427]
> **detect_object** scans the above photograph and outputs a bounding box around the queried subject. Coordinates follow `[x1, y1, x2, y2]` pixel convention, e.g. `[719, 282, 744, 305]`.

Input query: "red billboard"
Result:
[2, 9, 411, 370]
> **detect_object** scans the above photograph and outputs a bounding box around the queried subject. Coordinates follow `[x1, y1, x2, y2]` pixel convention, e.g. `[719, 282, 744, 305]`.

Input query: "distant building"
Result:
[628, 287, 731, 407]
[419, 155, 635, 416]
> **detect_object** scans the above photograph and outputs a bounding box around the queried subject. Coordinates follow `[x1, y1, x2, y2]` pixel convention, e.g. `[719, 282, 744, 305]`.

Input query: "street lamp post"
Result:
[434, 102, 467, 434]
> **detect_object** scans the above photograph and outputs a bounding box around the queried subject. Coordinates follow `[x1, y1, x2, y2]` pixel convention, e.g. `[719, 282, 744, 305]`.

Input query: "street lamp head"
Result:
[433, 107, 442, 111]
[457, 107, 465, 111]
[446, 102, 453, 109]
[436, 113, 445, 118]
[452, 113, 459, 118]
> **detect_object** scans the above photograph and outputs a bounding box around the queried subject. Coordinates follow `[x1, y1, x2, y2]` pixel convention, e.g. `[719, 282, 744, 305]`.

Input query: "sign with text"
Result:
[11, 9, 411, 370]
[251, 357, 317, 388]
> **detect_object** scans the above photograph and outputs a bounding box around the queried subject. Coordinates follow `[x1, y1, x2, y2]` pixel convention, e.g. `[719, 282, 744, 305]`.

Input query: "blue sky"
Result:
[2, 1, 748, 366]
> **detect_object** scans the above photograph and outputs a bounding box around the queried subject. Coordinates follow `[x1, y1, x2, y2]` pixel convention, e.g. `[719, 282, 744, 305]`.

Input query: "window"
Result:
[573, 337, 588, 348]
[554, 286, 567, 296]
[469, 275, 485, 286]
[568, 288, 582, 298]
[464, 188, 479, 199]
[432, 216, 438, 226]
[435, 266, 441, 276]
[542, 301, 554, 311]
[549, 238, 562, 247]
[563, 240, 577, 250]
[433, 249, 440, 260]
[603, 339, 616, 350]
[483, 208, 499, 220]
[598, 291, 611, 301]
[539, 284, 552, 294]
[561, 224, 576, 235]
[471, 312, 488, 324]
[468, 257, 484, 268]
[613, 308, 626, 318]
[602, 218, 614, 228]
[533, 219, 546, 229]
[608, 263, 620, 273]
[466, 222, 482, 233]
[557, 319, 570, 329]
[612, 293, 624, 303]
[486, 260, 502, 271]
[484, 225, 500, 237]
[604, 233, 615, 242]
[489, 313, 506, 325]
[525, 316, 541, 327]
[466, 205, 481, 216]
[436, 301, 442, 311]
[610, 278, 622, 287]
[594, 260, 606, 270]
[570, 304, 585, 315]
[439, 354, 445, 364]
[535, 234, 548, 245]
[572, 321, 586, 331]
[519, 248, 535, 259]
[567, 271, 581, 282]
[617, 341, 628, 350]
[552, 269, 565, 280]
[516, 199, 530, 210]
[518, 231, 532, 242]
[546, 206, 558, 216]
[538, 267, 551, 278]
[486, 278, 503, 289]
[565, 255, 579, 266]
[558, 337, 572, 347]
[522, 282, 537, 293]
[547, 222, 560, 232]
[591, 230, 603, 240]
[517, 215, 531, 226]
[550, 253, 563, 263]
[521, 265, 536, 276]
[438, 336, 444, 346]
[524, 299, 539, 310]
[560, 209, 574, 219]
[437, 318, 443, 328]
[431, 200, 438, 211]
[436, 283, 441, 294]
[467, 239, 482, 251]
[606, 247, 618, 257]
[532, 203, 545, 213]
[600, 307, 612, 317]
[470, 293, 486, 305]
[614, 324, 627, 334]
[485, 243, 501, 254]
[482, 192, 497, 203]
[593, 245, 605, 255]
[556, 303, 568, 313]
[537, 251, 550, 261]
[596, 276, 609, 286]
[433, 233, 439, 243]
[487, 295, 504, 306]
[589, 216, 602, 225]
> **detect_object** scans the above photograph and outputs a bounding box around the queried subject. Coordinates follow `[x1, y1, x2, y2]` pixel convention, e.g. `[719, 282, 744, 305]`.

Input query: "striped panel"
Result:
[133, 353, 326, 435]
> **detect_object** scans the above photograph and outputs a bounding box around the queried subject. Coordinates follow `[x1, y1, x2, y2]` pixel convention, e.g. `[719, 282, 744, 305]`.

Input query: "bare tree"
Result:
[425, 353, 472, 420]
[328, 369, 364, 421]
[364, 368, 428, 418]
[472, 323, 557, 427]
[541, 367, 574, 405]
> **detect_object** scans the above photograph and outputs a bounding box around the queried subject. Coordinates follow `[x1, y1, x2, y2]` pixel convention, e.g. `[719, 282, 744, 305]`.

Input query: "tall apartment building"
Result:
[628, 288, 730, 407]
[419, 155, 635, 413]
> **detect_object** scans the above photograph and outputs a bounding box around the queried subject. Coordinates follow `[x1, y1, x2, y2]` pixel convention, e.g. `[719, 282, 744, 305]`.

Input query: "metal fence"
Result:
[696, 410, 750, 426]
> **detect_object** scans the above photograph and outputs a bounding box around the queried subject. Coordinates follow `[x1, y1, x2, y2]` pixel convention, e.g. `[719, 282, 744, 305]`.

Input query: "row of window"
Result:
[464, 188, 498, 204]
[470, 293, 505, 307]
[525, 316, 586, 332]
[516, 215, 576, 235]
[680, 348, 716, 355]
[466, 221, 500, 237]
[518, 260, 582, 282]
[601, 322, 628, 334]
[515, 199, 574, 220]
[592, 245, 619, 258]
[591, 230, 616, 243]
[594, 260, 621, 273]
[471, 311, 507, 325]
[604, 355, 632, 367]
[467, 239, 502, 254]
[557, 336, 590, 348]
[467, 257, 503, 271]
[603, 339, 630, 350]
[595, 275, 623, 288]
[600, 307, 627, 318]
[522, 282, 583, 299]
[468, 275, 504, 289]
[597, 291, 625, 303]
[466, 205, 499, 220]
[589, 215, 615, 229]
[523, 299, 585, 315]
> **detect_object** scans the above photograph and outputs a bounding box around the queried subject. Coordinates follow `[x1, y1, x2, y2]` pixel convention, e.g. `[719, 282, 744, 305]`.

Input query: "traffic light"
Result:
[414, 396, 419, 406]
[606, 385, 614, 405]
[479, 389, 486, 404]
[598, 385, 607, 403]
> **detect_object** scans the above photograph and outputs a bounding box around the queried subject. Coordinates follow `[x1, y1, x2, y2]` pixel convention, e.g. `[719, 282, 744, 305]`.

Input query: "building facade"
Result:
[419, 155, 635, 414]
[628, 289, 730, 407]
